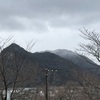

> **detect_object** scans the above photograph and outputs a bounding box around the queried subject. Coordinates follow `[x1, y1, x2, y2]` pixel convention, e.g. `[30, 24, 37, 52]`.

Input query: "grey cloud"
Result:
[7, 0, 100, 16]
[0, 0, 100, 31]
[30, 20, 49, 33]
[0, 16, 25, 31]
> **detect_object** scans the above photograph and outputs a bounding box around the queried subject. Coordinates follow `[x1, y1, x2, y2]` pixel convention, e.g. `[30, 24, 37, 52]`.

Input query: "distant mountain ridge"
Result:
[51, 49, 98, 69]
[1, 43, 100, 86]
[52, 49, 77, 57]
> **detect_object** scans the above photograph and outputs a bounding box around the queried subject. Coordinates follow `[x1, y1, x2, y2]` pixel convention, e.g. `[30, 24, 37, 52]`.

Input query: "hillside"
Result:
[0, 43, 99, 87]
[52, 49, 100, 73]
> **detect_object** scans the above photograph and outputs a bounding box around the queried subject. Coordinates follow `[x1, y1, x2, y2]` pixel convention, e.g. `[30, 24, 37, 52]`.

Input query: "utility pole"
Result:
[45, 69, 57, 100]
[45, 69, 49, 100]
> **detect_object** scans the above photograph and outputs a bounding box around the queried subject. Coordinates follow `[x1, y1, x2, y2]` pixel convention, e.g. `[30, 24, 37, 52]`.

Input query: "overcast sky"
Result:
[0, 0, 100, 52]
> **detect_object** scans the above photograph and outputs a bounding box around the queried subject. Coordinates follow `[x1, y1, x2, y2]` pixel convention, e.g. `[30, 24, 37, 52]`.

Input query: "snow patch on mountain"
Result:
[50, 49, 78, 60]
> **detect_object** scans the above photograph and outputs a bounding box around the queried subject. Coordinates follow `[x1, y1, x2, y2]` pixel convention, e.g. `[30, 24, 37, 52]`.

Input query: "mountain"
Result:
[1, 44, 100, 87]
[52, 49, 77, 58]
[52, 49, 100, 70]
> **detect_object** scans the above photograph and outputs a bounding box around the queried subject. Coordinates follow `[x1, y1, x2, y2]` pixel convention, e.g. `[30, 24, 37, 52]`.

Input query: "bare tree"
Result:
[76, 28, 100, 100]
[79, 28, 100, 63]
[0, 37, 37, 100]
